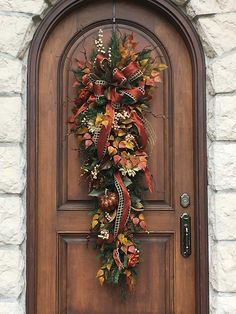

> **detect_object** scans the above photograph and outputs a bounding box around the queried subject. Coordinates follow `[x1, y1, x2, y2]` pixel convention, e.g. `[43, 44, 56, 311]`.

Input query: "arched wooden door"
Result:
[27, 1, 208, 313]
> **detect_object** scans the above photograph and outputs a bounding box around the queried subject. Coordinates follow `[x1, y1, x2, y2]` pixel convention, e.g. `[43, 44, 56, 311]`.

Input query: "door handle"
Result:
[180, 213, 191, 257]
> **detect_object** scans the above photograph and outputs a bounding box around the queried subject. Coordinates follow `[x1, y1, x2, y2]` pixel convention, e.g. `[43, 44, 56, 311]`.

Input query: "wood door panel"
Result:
[59, 234, 174, 314]
[27, 0, 208, 313]
[60, 25, 171, 207]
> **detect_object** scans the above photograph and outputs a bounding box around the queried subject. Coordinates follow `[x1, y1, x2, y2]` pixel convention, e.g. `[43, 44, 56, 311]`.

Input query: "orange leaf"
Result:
[108, 146, 117, 156]
[139, 214, 145, 221]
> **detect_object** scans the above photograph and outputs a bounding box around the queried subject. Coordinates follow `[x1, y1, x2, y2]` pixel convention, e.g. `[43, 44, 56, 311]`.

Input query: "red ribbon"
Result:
[131, 111, 148, 148]
[94, 83, 106, 97]
[144, 167, 154, 193]
[114, 171, 131, 233]
[96, 54, 109, 71]
[111, 88, 122, 104]
[97, 103, 115, 160]
[123, 87, 145, 104]
[113, 68, 127, 85]
[122, 62, 140, 80]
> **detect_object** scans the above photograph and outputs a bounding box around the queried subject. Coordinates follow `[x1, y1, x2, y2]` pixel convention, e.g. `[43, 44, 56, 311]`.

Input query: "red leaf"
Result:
[140, 220, 147, 231]
[68, 115, 75, 123]
[128, 245, 136, 254]
[113, 155, 121, 165]
[85, 140, 93, 148]
[132, 217, 139, 225]
[83, 133, 92, 140]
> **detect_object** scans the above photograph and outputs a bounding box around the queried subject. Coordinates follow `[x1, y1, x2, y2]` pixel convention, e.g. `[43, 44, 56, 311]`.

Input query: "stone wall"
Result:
[0, 0, 235, 313]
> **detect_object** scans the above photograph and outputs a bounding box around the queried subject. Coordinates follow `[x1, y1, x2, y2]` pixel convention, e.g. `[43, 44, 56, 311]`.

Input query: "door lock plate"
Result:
[180, 193, 190, 208]
[180, 213, 191, 257]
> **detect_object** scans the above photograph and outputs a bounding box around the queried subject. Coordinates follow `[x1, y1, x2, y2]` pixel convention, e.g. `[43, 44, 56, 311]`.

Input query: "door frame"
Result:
[27, 0, 208, 313]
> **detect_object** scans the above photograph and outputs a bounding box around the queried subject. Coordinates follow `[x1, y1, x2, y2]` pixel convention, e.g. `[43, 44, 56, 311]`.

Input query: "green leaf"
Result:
[108, 31, 121, 68]
[123, 176, 133, 187]
[88, 189, 104, 197]
[123, 255, 128, 268]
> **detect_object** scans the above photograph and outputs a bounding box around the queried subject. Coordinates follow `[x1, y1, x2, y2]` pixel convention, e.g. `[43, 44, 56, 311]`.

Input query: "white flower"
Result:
[91, 164, 99, 179]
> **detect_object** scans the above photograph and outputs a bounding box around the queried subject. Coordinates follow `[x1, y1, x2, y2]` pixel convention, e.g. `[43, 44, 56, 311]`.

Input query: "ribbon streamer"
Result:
[114, 171, 131, 237]
[131, 111, 148, 149]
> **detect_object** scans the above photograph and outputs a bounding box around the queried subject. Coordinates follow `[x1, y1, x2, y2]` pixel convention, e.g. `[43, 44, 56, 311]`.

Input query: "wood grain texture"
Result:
[27, 0, 208, 313]
[58, 234, 174, 314]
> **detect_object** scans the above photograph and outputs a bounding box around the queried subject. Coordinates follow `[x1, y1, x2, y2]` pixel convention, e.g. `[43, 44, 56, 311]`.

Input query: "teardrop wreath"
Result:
[68, 29, 167, 295]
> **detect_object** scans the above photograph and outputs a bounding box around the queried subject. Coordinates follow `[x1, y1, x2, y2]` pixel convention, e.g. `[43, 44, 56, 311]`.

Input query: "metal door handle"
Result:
[180, 213, 191, 257]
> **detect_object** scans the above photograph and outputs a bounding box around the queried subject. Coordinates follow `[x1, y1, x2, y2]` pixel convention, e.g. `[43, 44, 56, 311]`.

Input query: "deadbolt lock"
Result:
[180, 193, 190, 208]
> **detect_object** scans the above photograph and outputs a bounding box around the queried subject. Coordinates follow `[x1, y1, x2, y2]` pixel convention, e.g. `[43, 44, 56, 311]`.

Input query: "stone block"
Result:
[187, 0, 236, 18]
[0, 0, 47, 15]
[208, 51, 236, 94]
[197, 13, 236, 57]
[0, 97, 23, 142]
[0, 146, 25, 194]
[0, 196, 24, 244]
[0, 301, 23, 314]
[210, 191, 236, 240]
[0, 247, 24, 298]
[208, 95, 236, 141]
[0, 57, 22, 94]
[216, 294, 236, 314]
[0, 15, 32, 57]
[208, 143, 236, 190]
[211, 293, 236, 314]
[211, 242, 236, 292]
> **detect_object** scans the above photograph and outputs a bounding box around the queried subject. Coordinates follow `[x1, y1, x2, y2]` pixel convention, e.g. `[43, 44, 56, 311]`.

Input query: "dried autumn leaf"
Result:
[118, 130, 126, 137]
[140, 220, 148, 231]
[108, 146, 117, 156]
[158, 63, 168, 71]
[113, 155, 121, 165]
[102, 120, 109, 127]
[128, 245, 136, 254]
[92, 219, 98, 229]
[140, 59, 149, 67]
[95, 113, 104, 125]
[119, 140, 134, 150]
[85, 140, 93, 148]
[98, 276, 105, 286]
[118, 233, 128, 246]
[125, 270, 132, 277]
[76, 127, 88, 135]
[96, 269, 104, 278]
[132, 217, 140, 225]
[139, 214, 145, 221]
[83, 68, 90, 74]
[106, 263, 112, 271]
